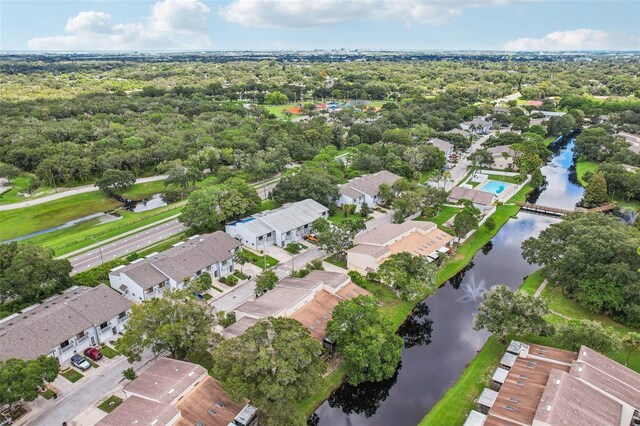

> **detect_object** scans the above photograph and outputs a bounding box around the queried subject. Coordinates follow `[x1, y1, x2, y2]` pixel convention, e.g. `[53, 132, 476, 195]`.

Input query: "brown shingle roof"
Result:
[353, 220, 436, 246]
[96, 396, 180, 426]
[448, 186, 496, 206]
[339, 170, 401, 199]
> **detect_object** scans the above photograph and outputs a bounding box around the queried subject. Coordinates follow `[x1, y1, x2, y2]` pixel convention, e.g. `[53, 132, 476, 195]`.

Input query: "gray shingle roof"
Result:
[339, 170, 401, 199]
[118, 232, 241, 287]
[255, 199, 328, 233]
[0, 285, 132, 361]
[448, 186, 496, 206]
[428, 138, 454, 154]
[353, 220, 436, 246]
[235, 286, 311, 318]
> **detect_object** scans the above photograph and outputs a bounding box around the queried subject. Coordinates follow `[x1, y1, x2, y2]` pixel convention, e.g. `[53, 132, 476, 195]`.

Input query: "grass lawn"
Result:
[242, 250, 279, 269]
[324, 254, 347, 269]
[575, 158, 599, 186]
[485, 174, 519, 184]
[39, 388, 56, 400]
[85, 358, 99, 368]
[284, 242, 307, 254]
[233, 270, 249, 280]
[420, 205, 460, 227]
[263, 103, 303, 118]
[100, 345, 119, 359]
[61, 368, 84, 383]
[255, 199, 281, 212]
[420, 337, 506, 426]
[519, 269, 545, 296]
[0, 175, 54, 205]
[328, 212, 369, 224]
[202, 293, 213, 300]
[543, 136, 558, 147]
[97, 395, 123, 413]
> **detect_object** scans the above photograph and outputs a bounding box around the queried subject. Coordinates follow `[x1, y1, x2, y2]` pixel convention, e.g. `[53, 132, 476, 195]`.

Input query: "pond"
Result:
[312, 138, 585, 426]
[127, 193, 168, 213]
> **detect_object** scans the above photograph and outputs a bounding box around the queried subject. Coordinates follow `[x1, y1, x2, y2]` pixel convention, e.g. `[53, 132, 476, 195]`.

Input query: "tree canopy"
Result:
[312, 217, 366, 260]
[326, 296, 403, 385]
[555, 319, 622, 353]
[95, 168, 136, 195]
[378, 252, 438, 301]
[522, 213, 640, 327]
[0, 356, 59, 412]
[212, 317, 325, 426]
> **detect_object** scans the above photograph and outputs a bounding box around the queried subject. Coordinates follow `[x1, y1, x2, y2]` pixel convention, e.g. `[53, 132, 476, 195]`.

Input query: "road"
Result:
[69, 220, 187, 274]
[25, 350, 155, 426]
[0, 175, 167, 211]
[68, 180, 279, 274]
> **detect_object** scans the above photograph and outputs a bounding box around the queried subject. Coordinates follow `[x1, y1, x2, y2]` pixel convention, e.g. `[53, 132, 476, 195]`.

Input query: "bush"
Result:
[218, 311, 237, 328]
[292, 268, 310, 278]
[484, 216, 496, 231]
[218, 276, 227, 284]
[306, 258, 324, 271]
[224, 275, 238, 286]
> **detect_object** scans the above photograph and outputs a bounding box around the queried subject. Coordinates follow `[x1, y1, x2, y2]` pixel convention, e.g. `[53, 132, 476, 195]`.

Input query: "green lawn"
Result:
[85, 358, 99, 368]
[420, 205, 460, 227]
[543, 136, 558, 147]
[241, 250, 279, 269]
[420, 337, 506, 426]
[263, 103, 303, 118]
[519, 270, 545, 296]
[98, 395, 123, 413]
[255, 199, 281, 212]
[100, 345, 119, 359]
[485, 174, 519, 184]
[0, 175, 53, 205]
[61, 368, 84, 383]
[575, 158, 599, 186]
[324, 254, 347, 269]
[39, 388, 56, 400]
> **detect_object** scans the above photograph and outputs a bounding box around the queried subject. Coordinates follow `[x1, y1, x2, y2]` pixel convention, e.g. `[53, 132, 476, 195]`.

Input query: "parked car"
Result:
[304, 234, 319, 243]
[71, 354, 91, 371]
[83, 347, 102, 361]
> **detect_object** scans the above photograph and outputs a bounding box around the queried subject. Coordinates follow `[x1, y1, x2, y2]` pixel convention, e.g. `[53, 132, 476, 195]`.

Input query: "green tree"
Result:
[122, 367, 137, 381]
[326, 296, 403, 385]
[212, 318, 325, 426]
[0, 356, 59, 412]
[255, 269, 278, 297]
[270, 167, 339, 205]
[312, 218, 366, 260]
[474, 285, 551, 342]
[95, 169, 136, 195]
[378, 183, 395, 207]
[0, 162, 20, 181]
[583, 171, 608, 207]
[115, 290, 221, 362]
[522, 213, 640, 327]
[484, 216, 496, 231]
[360, 202, 372, 217]
[547, 115, 576, 137]
[264, 91, 289, 105]
[378, 252, 438, 301]
[622, 332, 640, 366]
[530, 167, 545, 189]
[555, 320, 622, 353]
[0, 243, 73, 305]
[453, 202, 482, 240]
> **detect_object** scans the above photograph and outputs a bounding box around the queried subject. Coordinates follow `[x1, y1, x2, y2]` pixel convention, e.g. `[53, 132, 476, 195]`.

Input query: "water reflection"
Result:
[398, 304, 433, 349]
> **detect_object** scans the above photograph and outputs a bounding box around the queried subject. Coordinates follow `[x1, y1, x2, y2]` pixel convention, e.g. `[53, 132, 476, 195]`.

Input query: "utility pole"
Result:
[90, 236, 104, 265]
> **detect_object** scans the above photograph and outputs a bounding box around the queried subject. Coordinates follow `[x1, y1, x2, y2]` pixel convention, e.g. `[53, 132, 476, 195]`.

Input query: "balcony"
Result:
[59, 344, 74, 354]
[118, 315, 129, 323]
[76, 335, 89, 345]
[99, 326, 111, 334]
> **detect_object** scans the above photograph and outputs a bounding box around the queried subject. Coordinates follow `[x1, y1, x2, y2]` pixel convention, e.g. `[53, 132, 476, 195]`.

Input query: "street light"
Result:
[89, 236, 104, 265]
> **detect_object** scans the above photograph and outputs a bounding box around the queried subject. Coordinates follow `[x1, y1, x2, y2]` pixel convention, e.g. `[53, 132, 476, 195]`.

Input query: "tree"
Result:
[0, 162, 19, 181]
[122, 367, 137, 381]
[583, 171, 608, 207]
[474, 285, 551, 343]
[312, 218, 366, 260]
[378, 183, 395, 207]
[0, 356, 59, 413]
[270, 167, 339, 205]
[471, 148, 495, 168]
[326, 296, 403, 385]
[530, 167, 545, 189]
[453, 202, 482, 239]
[547, 115, 576, 137]
[212, 318, 325, 426]
[360, 202, 371, 217]
[622, 332, 640, 366]
[0, 243, 73, 305]
[378, 253, 438, 301]
[484, 216, 496, 231]
[555, 320, 622, 353]
[522, 213, 640, 327]
[115, 290, 221, 362]
[264, 91, 289, 105]
[234, 250, 250, 274]
[255, 269, 278, 297]
[95, 169, 136, 195]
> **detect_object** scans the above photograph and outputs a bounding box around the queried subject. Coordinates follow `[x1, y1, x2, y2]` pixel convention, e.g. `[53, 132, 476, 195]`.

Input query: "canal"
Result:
[312, 139, 584, 426]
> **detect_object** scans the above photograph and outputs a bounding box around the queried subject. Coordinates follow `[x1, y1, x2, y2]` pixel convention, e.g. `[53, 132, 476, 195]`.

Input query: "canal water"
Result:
[312, 139, 584, 426]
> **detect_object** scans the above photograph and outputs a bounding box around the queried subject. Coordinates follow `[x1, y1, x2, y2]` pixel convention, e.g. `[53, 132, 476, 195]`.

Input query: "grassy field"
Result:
[0, 180, 168, 242]
[485, 174, 519, 184]
[242, 250, 279, 269]
[543, 136, 558, 147]
[61, 368, 84, 383]
[100, 345, 119, 359]
[574, 158, 599, 186]
[419, 205, 460, 227]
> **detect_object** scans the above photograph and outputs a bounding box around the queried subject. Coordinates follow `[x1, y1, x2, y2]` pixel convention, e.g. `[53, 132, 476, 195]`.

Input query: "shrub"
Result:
[225, 275, 239, 286]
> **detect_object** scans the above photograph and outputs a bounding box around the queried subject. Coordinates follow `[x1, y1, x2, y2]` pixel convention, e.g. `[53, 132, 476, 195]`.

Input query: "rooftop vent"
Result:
[215, 401, 224, 408]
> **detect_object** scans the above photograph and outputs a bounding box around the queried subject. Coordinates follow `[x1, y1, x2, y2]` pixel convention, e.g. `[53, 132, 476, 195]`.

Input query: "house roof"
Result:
[221, 317, 260, 339]
[339, 170, 401, 200]
[471, 117, 491, 126]
[386, 228, 454, 259]
[175, 376, 243, 426]
[123, 358, 207, 404]
[235, 286, 311, 318]
[302, 270, 351, 291]
[448, 186, 496, 206]
[117, 232, 241, 287]
[486, 145, 515, 157]
[576, 345, 640, 396]
[248, 199, 328, 234]
[353, 220, 436, 246]
[290, 289, 344, 339]
[428, 138, 454, 154]
[96, 395, 180, 426]
[0, 285, 131, 361]
[534, 370, 625, 426]
[348, 244, 391, 258]
[448, 128, 471, 137]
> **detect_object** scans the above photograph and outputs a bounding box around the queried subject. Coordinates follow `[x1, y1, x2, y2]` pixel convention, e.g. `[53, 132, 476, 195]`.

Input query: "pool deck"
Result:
[476, 179, 517, 202]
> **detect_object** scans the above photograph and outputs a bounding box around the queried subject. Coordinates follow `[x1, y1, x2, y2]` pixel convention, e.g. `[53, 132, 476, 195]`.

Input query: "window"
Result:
[100, 321, 109, 329]
[267, 232, 272, 237]
[159, 282, 166, 289]
[118, 311, 127, 319]
[60, 340, 70, 349]
[258, 236, 264, 241]
[76, 331, 85, 340]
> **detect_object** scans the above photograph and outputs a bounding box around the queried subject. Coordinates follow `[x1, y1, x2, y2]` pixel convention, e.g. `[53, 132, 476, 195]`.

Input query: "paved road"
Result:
[69, 180, 279, 274]
[25, 350, 155, 426]
[70, 220, 187, 274]
[0, 175, 167, 211]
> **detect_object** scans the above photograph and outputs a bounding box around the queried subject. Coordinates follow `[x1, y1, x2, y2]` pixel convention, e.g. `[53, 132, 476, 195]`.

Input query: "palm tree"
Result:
[623, 332, 640, 366]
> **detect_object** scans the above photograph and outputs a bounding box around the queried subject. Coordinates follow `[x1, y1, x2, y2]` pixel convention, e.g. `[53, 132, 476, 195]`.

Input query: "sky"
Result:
[1, 0, 639, 51]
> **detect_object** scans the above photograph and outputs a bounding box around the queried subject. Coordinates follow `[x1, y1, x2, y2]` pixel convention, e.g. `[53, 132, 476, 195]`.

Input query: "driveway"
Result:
[20, 349, 155, 426]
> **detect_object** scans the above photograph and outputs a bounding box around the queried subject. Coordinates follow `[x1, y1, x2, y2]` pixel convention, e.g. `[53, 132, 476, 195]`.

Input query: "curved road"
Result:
[0, 175, 167, 211]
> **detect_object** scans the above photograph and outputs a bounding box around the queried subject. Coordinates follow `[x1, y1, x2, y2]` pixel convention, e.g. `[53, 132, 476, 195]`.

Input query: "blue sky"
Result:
[1, 0, 639, 51]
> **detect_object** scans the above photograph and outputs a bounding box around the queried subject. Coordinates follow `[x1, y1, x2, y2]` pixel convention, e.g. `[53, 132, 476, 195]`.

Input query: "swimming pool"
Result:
[480, 180, 509, 195]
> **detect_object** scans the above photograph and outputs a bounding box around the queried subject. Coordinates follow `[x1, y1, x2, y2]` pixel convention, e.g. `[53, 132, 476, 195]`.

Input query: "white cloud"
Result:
[504, 29, 640, 51]
[219, 0, 522, 28]
[28, 0, 211, 51]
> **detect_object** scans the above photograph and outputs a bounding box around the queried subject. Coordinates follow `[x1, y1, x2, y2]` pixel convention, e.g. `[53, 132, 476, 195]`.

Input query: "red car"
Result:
[83, 347, 103, 361]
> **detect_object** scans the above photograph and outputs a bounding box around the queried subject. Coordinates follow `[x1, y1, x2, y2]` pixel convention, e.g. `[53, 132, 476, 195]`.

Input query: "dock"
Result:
[516, 202, 617, 217]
